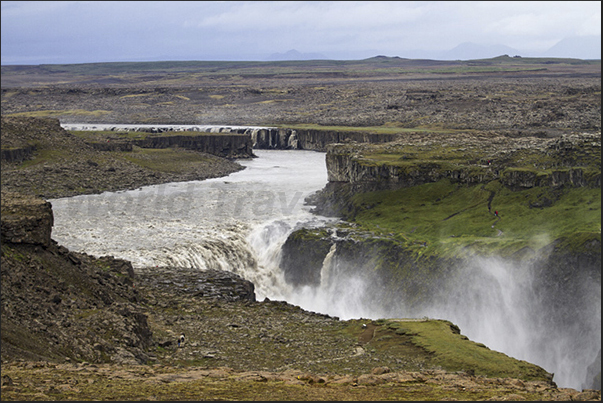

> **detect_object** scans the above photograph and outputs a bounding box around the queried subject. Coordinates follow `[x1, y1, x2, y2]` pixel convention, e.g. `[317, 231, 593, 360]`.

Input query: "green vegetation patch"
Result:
[378, 319, 551, 381]
[5, 109, 111, 118]
[348, 179, 600, 257]
[120, 147, 213, 173]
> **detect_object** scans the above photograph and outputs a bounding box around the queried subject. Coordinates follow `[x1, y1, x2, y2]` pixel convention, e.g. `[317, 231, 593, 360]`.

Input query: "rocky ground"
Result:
[4, 360, 600, 401]
[1, 58, 600, 133]
[1, 116, 244, 199]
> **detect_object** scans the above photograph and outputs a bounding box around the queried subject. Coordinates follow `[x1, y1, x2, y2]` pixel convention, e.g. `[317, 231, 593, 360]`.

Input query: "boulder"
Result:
[1, 192, 53, 247]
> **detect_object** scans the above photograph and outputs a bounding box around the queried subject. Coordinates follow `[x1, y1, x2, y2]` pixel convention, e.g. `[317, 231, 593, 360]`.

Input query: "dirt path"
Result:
[358, 323, 378, 344]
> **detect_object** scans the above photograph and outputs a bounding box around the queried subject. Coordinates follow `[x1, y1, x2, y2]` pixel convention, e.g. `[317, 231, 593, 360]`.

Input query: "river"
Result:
[48, 149, 600, 390]
[49, 150, 336, 300]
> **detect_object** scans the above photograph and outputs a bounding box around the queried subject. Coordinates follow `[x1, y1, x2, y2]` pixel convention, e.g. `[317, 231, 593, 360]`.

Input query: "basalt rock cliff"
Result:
[282, 130, 601, 390]
[131, 133, 253, 159]
[0, 191, 256, 365]
[309, 131, 600, 216]
[252, 127, 401, 151]
[1, 191, 152, 364]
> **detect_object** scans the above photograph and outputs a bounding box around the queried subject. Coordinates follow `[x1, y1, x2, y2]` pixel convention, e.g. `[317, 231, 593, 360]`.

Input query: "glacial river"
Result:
[49, 149, 600, 390]
[49, 150, 336, 300]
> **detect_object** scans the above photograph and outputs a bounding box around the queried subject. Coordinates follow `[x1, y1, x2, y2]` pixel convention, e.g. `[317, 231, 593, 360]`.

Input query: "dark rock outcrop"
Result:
[0, 192, 53, 247]
[1, 192, 152, 364]
[280, 228, 334, 286]
[136, 266, 255, 303]
[0, 145, 36, 163]
[132, 134, 253, 159]
[280, 228, 451, 309]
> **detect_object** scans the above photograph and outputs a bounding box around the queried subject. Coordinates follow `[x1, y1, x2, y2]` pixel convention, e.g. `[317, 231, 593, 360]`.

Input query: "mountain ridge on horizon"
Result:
[1, 35, 600, 66]
[267, 35, 601, 62]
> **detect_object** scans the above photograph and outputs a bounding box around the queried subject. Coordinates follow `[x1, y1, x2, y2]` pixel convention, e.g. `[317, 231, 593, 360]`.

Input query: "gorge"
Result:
[2, 56, 601, 400]
[47, 143, 601, 391]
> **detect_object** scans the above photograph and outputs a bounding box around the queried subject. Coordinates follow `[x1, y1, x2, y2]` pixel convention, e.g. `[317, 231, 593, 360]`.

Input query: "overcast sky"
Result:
[1, 1, 601, 65]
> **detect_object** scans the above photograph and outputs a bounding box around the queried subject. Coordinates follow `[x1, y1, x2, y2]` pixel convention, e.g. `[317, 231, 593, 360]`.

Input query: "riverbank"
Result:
[1, 116, 245, 199]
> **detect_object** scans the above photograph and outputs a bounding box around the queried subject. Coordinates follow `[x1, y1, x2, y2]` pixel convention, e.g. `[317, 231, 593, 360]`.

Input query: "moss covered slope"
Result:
[317, 131, 600, 258]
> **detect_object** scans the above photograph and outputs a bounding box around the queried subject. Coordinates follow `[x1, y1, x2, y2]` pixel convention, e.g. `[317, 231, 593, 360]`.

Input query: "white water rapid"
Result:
[49, 150, 335, 300]
[49, 149, 600, 390]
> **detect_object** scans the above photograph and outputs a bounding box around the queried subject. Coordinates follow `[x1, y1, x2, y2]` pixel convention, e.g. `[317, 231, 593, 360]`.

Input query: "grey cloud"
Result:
[2, 1, 601, 65]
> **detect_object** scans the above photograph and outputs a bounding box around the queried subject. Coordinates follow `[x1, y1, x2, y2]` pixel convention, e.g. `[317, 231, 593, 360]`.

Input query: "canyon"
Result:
[1, 56, 600, 399]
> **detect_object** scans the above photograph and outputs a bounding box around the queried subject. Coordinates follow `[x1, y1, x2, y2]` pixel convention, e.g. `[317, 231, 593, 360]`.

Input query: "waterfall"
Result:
[48, 148, 600, 390]
[155, 233, 257, 274]
[422, 256, 601, 391]
[283, 242, 389, 320]
[49, 149, 337, 301]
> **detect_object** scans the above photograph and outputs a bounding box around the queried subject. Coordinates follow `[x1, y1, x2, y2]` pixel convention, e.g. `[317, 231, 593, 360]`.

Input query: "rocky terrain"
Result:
[1, 56, 600, 133]
[0, 116, 245, 199]
[5, 189, 595, 401]
[1, 57, 601, 400]
[1, 191, 150, 363]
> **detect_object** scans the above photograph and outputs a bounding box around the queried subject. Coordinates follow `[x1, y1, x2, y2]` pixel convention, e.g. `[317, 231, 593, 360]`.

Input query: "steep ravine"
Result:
[281, 132, 601, 390]
[1, 117, 600, 398]
[60, 123, 402, 152]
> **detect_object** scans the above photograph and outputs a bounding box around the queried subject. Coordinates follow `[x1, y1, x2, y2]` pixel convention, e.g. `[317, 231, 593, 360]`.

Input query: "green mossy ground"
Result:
[328, 134, 600, 258]
[348, 179, 600, 258]
[375, 319, 550, 381]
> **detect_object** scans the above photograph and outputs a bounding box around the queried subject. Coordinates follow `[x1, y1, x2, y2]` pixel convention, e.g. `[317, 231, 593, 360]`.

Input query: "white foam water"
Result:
[49, 149, 600, 390]
[49, 149, 337, 298]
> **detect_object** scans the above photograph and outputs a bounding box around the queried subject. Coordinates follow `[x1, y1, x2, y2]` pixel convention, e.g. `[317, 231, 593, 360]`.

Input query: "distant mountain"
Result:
[266, 49, 328, 61]
[543, 36, 601, 59]
[391, 37, 602, 61]
[440, 42, 522, 60]
[389, 43, 522, 61]
[264, 36, 601, 63]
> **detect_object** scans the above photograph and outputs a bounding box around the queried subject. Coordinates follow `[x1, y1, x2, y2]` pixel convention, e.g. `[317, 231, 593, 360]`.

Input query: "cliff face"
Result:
[325, 146, 493, 187]
[0, 145, 36, 163]
[1, 192, 53, 247]
[132, 134, 253, 159]
[310, 132, 601, 218]
[324, 133, 601, 189]
[287, 130, 601, 389]
[250, 128, 400, 151]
